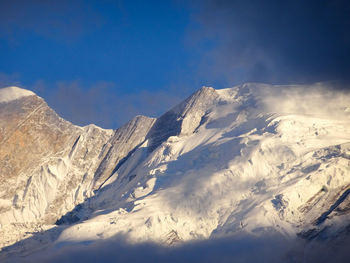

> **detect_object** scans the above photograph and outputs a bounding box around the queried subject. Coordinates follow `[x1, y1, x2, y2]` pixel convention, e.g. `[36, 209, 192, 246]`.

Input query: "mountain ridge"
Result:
[0, 83, 350, 262]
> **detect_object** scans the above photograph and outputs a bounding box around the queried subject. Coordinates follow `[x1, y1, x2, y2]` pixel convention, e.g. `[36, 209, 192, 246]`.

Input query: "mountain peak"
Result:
[0, 86, 36, 103]
[199, 85, 215, 91]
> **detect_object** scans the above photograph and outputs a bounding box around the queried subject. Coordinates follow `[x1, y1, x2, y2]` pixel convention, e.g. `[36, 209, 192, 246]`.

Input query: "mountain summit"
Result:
[0, 86, 35, 103]
[1, 83, 350, 262]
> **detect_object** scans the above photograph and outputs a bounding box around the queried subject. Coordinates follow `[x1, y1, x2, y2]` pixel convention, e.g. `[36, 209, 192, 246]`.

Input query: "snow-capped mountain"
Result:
[1, 84, 350, 262]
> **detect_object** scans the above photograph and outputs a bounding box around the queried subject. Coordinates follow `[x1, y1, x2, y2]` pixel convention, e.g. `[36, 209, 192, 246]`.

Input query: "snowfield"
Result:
[0, 83, 350, 262]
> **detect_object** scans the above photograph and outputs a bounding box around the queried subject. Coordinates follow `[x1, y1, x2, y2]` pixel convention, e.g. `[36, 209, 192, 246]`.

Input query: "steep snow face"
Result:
[147, 86, 218, 151]
[52, 83, 350, 246]
[1, 83, 350, 260]
[92, 115, 156, 191]
[0, 86, 35, 103]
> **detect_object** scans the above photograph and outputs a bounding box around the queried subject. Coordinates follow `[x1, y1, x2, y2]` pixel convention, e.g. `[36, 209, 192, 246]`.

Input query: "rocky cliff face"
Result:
[0, 84, 350, 261]
[0, 92, 80, 224]
[0, 87, 156, 248]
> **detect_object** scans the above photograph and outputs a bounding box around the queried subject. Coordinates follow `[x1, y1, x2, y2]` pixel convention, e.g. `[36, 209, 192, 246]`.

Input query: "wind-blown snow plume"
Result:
[260, 83, 350, 119]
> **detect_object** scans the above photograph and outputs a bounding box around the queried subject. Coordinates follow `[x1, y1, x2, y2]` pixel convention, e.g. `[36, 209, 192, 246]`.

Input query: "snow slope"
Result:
[1, 83, 350, 261]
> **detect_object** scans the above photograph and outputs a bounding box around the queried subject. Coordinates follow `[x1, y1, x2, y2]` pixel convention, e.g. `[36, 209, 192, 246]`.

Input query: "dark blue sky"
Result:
[1, 0, 349, 128]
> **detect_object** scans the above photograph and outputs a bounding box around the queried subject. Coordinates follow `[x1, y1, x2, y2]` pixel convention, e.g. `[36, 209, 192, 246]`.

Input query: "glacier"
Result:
[0, 83, 350, 262]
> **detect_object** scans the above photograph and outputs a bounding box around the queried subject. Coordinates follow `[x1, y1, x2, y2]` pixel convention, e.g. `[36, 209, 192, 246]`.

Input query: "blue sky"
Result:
[1, 0, 349, 128]
[1, 1, 193, 91]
